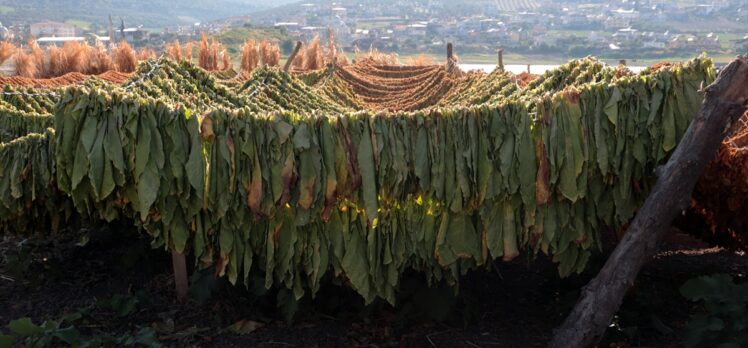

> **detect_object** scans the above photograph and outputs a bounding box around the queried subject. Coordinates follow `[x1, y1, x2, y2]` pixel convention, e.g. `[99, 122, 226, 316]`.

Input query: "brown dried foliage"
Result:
[334, 63, 454, 111]
[241, 39, 259, 72]
[292, 49, 305, 69]
[354, 47, 399, 66]
[198, 34, 220, 71]
[692, 110, 748, 250]
[184, 42, 193, 63]
[28, 40, 45, 74]
[514, 71, 539, 88]
[259, 40, 280, 67]
[405, 54, 437, 66]
[13, 51, 37, 78]
[136, 47, 156, 61]
[84, 41, 115, 75]
[303, 35, 324, 71]
[112, 41, 137, 73]
[0, 41, 15, 65]
[166, 40, 182, 61]
[221, 49, 232, 71]
[6, 39, 142, 81]
[210, 40, 219, 71]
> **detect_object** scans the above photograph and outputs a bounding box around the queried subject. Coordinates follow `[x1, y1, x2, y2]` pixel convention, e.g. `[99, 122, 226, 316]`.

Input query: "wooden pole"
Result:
[447, 42, 453, 63]
[498, 49, 504, 71]
[527, 64, 531, 74]
[549, 55, 748, 348]
[172, 251, 188, 302]
[283, 41, 303, 72]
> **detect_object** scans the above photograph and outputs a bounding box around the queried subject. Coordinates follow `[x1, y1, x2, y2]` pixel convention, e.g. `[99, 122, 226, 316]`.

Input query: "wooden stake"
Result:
[498, 49, 504, 71]
[549, 55, 748, 348]
[283, 41, 303, 72]
[527, 64, 531, 74]
[447, 42, 453, 63]
[172, 251, 188, 302]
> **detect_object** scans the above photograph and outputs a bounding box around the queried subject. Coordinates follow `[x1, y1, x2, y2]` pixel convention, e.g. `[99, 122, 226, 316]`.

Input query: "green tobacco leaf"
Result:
[0, 334, 14, 348]
[137, 165, 159, 220]
[357, 121, 377, 223]
[7, 318, 43, 336]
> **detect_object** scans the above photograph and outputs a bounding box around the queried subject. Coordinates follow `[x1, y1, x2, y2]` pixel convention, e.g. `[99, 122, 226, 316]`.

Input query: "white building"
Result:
[30, 21, 76, 38]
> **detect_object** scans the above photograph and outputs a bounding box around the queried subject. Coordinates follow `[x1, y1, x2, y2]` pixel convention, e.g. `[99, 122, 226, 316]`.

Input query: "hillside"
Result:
[0, 0, 296, 28]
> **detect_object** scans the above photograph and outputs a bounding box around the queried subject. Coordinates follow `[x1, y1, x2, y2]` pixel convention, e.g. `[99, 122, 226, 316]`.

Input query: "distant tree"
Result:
[739, 41, 748, 55]
[567, 45, 594, 57]
[281, 39, 295, 55]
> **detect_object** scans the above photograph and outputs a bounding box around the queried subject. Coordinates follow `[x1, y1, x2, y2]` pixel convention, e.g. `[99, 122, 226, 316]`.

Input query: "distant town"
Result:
[0, 0, 746, 64]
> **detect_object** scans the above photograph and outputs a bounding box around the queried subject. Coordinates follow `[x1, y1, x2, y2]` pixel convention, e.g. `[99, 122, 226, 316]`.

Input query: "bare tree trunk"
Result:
[172, 251, 188, 302]
[549, 55, 748, 348]
[283, 41, 302, 72]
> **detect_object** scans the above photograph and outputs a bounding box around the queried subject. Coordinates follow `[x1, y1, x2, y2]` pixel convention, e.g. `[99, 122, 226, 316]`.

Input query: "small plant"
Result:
[680, 274, 748, 348]
[0, 314, 160, 348]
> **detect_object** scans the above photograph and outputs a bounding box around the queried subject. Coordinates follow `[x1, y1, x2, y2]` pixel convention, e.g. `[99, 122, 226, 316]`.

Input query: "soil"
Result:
[1, 225, 746, 347]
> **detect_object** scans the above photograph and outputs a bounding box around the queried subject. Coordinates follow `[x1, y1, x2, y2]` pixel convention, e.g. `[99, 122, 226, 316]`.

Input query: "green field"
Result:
[64, 19, 91, 30]
[218, 27, 289, 46]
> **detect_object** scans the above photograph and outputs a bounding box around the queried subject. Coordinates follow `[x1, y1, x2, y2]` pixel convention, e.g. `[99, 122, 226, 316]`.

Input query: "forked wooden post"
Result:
[283, 41, 303, 72]
[549, 55, 748, 348]
[498, 48, 504, 71]
[171, 251, 188, 302]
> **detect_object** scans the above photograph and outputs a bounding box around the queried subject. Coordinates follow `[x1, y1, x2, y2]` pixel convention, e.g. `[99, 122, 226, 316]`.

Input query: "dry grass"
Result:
[303, 35, 324, 70]
[184, 42, 193, 63]
[259, 40, 280, 67]
[112, 41, 137, 73]
[14, 51, 37, 78]
[241, 39, 259, 72]
[406, 54, 437, 66]
[326, 31, 349, 66]
[327, 30, 336, 65]
[166, 40, 182, 61]
[354, 47, 399, 66]
[136, 47, 156, 61]
[336, 50, 349, 66]
[198, 34, 213, 70]
[28, 40, 45, 74]
[0, 41, 15, 65]
[55, 42, 87, 77]
[198, 34, 222, 71]
[8, 39, 144, 78]
[292, 49, 305, 69]
[210, 40, 219, 70]
[46, 46, 65, 77]
[221, 49, 232, 71]
[84, 41, 115, 75]
[198, 34, 209, 68]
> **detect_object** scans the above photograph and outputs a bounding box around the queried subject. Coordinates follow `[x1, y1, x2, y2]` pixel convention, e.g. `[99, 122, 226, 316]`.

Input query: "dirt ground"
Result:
[1, 225, 745, 347]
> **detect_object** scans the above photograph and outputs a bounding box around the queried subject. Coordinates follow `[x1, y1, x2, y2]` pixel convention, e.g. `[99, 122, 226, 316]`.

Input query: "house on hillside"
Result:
[30, 21, 77, 38]
[120, 27, 146, 42]
[668, 34, 720, 50]
[603, 16, 630, 30]
[36, 36, 86, 46]
[406, 23, 427, 37]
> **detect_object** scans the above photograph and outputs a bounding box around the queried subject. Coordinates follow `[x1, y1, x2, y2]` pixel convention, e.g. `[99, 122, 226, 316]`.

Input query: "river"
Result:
[458, 63, 647, 74]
